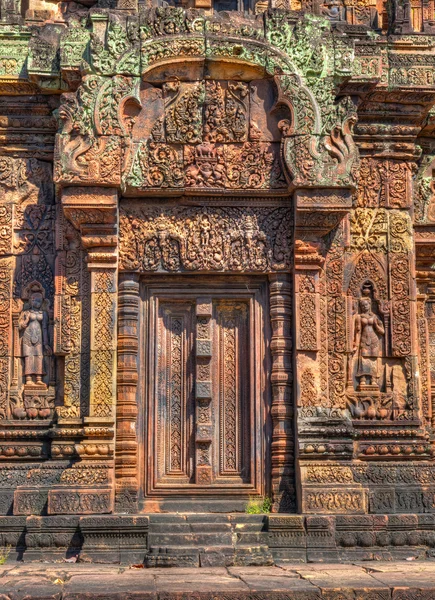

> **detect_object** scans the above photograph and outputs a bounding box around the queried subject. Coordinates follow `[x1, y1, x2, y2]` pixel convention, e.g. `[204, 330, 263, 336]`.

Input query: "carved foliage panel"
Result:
[90, 270, 117, 418]
[296, 271, 320, 352]
[215, 301, 250, 481]
[417, 297, 430, 425]
[156, 301, 194, 483]
[56, 215, 91, 419]
[355, 158, 413, 209]
[0, 259, 12, 420]
[325, 224, 347, 410]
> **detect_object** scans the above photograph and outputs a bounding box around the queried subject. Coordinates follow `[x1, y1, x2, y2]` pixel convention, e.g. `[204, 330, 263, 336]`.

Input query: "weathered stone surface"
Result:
[1, 563, 435, 599]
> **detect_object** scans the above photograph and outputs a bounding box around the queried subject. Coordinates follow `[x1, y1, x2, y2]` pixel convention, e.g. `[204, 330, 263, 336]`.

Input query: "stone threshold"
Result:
[1, 562, 435, 599]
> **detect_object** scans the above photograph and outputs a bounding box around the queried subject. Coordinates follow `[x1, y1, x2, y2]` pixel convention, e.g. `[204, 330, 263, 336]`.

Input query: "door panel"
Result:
[143, 280, 267, 500]
[156, 301, 195, 486]
[215, 301, 250, 483]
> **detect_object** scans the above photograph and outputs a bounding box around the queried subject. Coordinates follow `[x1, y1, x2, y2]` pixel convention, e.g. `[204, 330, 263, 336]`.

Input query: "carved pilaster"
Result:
[417, 293, 431, 426]
[268, 273, 294, 512]
[427, 282, 435, 428]
[294, 240, 324, 416]
[115, 274, 140, 514]
[55, 187, 118, 514]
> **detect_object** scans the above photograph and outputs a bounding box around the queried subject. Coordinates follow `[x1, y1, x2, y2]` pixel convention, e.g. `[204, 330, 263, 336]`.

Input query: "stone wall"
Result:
[0, 0, 433, 557]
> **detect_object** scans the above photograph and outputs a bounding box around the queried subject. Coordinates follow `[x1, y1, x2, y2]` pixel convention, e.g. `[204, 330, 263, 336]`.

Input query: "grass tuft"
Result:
[245, 496, 272, 514]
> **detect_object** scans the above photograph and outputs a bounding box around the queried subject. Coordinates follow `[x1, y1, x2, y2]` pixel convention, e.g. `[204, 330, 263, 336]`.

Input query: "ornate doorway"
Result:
[140, 277, 270, 511]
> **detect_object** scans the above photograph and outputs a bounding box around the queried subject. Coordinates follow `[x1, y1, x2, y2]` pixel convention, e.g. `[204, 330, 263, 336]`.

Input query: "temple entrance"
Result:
[140, 277, 270, 512]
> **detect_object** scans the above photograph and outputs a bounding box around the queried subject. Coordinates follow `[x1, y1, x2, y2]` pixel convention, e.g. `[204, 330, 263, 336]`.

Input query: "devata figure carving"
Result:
[18, 283, 52, 386]
[353, 290, 385, 390]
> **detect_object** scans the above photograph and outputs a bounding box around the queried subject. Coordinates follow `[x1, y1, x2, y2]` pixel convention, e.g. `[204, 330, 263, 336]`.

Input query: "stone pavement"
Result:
[1, 562, 435, 599]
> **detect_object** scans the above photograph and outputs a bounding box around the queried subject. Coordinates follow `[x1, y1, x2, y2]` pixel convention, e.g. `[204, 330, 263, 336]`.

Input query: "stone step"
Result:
[148, 546, 202, 554]
[149, 522, 232, 536]
[148, 532, 234, 546]
[189, 523, 232, 533]
[145, 546, 200, 568]
[185, 514, 232, 523]
[233, 545, 275, 567]
[150, 522, 232, 531]
[149, 523, 191, 533]
[234, 522, 267, 532]
[235, 532, 269, 544]
[147, 513, 268, 524]
[148, 514, 188, 523]
[229, 514, 268, 524]
[146, 544, 274, 567]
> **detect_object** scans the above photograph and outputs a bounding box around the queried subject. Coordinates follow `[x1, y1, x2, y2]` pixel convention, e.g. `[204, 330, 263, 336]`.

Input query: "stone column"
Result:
[268, 273, 294, 512]
[115, 273, 140, 513]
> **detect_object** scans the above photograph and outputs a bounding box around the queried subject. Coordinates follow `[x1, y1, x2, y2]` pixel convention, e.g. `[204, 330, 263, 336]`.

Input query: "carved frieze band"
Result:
[119, 203, 292, 273]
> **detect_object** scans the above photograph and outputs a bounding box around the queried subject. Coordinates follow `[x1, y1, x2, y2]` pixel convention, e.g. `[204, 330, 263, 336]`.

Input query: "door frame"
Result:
[138, 275, 271, 512]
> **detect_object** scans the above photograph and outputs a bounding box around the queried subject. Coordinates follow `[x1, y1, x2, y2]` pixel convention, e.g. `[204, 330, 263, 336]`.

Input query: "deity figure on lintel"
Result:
[18, 282, 52, 386]
[353, 284, 385, 391]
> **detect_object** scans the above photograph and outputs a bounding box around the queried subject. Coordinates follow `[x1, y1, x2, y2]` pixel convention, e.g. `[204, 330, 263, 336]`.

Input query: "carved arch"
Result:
[55, 8, 358, 192]
[347, 252, 388, 300]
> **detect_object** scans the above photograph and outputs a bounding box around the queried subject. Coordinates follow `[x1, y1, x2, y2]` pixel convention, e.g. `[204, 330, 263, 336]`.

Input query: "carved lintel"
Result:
[119, 202, 292, 273]
[295, 188, 351, 236]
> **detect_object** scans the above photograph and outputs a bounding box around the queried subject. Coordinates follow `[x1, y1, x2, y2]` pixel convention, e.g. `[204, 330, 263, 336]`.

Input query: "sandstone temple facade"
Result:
[0, 0, 435, 564]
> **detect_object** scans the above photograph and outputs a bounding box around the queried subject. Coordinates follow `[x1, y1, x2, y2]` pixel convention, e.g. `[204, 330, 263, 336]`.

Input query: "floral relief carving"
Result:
[204, 81, 248, 143]
[300, 369, 317, 407]
[0, 260, 12, 420]
[155, 80, 205, 144]
[124, 140, 285, 191]
[91, 271, 116, 418]
[355, 158, 413, 209]
[350, 209, 412, 254]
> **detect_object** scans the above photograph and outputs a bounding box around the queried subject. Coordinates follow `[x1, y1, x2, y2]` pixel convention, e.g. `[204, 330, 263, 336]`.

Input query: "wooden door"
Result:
[142, 279, 268, 505]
